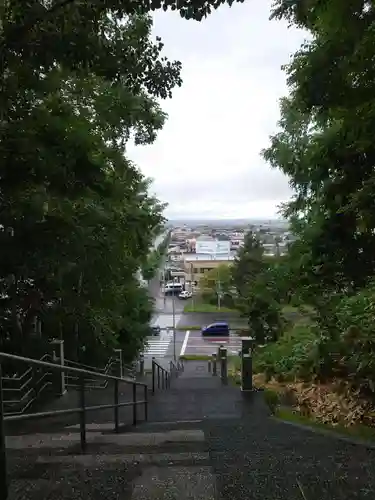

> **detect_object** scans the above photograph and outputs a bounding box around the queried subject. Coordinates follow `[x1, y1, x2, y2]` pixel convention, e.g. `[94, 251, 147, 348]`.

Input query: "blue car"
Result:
[201, 322, 230, 336]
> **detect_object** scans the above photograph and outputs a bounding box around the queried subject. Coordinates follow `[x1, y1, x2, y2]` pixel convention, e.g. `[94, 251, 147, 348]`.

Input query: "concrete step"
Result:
[6, 428, 206, 450]
[7, 426, 215, 500]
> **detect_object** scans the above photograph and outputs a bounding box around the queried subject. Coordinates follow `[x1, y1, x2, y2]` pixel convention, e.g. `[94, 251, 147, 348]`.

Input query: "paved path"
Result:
[6, 361, 375, 500]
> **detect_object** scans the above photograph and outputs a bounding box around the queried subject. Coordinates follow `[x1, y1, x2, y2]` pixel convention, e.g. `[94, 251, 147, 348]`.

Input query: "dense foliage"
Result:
[252, 0, 375, 404]
[199, 264, 234, 308]
[0, 4, 184, 364]
[142, 231, 171, 281]
[231, 232, 284, 343]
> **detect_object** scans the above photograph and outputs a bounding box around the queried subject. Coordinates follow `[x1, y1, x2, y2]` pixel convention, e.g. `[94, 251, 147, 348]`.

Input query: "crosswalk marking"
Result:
[143, 330, 173, 358]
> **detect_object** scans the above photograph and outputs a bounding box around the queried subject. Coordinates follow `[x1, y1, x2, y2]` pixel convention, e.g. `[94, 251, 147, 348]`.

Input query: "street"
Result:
[142, 263, 247, 362]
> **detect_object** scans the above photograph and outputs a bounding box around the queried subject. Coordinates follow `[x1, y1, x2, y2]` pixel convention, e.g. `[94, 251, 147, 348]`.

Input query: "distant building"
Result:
[183, 252, 234, 283]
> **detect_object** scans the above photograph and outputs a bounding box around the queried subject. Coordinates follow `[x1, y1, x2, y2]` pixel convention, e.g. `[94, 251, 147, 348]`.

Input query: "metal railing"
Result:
[0, 350, 183, 500]
[0, 351, 149, 500]
[64, 357, 136, 389]
[2, 353, 53, 416]
[151, 357, 184, 393]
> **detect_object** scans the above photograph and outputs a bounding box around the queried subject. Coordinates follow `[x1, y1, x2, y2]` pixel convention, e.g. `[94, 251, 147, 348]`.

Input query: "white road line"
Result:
[180, 330, 190, 356]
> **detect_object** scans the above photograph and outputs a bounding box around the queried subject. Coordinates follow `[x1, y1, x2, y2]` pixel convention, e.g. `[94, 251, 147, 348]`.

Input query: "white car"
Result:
[178, 290, 192, 300]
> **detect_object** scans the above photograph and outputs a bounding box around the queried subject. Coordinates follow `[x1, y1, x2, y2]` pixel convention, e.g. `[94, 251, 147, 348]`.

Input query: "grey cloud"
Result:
[154, 167, 292, 205]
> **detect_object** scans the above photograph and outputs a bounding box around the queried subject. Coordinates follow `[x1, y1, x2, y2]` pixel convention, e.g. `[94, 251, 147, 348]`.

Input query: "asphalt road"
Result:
[177, 312, 247, 329]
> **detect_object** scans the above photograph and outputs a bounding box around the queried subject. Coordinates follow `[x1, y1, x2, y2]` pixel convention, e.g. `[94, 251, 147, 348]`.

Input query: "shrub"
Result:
[253, 323, 320, 381]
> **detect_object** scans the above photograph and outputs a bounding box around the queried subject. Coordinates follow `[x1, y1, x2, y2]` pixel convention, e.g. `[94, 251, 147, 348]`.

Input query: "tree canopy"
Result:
[0, 5, 182, 363]
[254, 0, 375, 398]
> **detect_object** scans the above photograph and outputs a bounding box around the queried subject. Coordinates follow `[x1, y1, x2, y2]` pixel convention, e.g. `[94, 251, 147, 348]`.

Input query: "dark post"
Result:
[139, 354, 144, 377]
[133, 384, 137, 425]
[240, 337, 254, 392]
[157, 366, 160, 389]
[152, 357, 155, 394]
[114, 379, 119, 433]
[208, 358, 212, 373]
[219, 346, 228, 384]
[79, 375, 86, 452]
[162, 368, 165, 389]
[144, 384, 148, 421]
[212, 353, 217, 376]
[0, 364, 8, 500]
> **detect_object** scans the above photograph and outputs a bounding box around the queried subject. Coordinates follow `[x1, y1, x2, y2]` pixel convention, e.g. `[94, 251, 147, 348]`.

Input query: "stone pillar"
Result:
[240, 337, 254, 392]
[50, 339, 66, 396]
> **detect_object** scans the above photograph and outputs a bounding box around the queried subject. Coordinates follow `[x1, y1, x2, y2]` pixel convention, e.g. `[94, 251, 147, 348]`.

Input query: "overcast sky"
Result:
[126, 1, 307, 220]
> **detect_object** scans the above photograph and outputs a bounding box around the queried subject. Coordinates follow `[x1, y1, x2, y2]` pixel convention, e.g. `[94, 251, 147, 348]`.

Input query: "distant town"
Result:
[163, 219, 295, 286]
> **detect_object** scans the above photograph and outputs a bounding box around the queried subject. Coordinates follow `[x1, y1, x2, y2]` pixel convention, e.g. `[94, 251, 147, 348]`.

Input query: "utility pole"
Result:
[172, 278, 176, 361]
[190, 263, 194, 311]
[217, 266, 221, 310]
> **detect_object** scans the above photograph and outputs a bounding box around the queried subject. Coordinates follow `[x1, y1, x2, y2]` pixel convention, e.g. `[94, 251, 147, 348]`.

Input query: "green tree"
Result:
[0, 10, 180, 362]
[265, 1, 375, 295]
[232, 232, 283, 343]
[199, 264, 233, 307]
[232, 232, 264, 298]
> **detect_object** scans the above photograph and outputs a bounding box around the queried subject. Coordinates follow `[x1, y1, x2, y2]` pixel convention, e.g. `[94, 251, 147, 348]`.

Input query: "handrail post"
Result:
[157, 366, 160, 389]
[164, 370, 168, 389]
[219, 346, 228, 384]
[79, 374, 86, 452]
[162, 368, 165, 389]
[132, 384, 137, 425]
[212, 353, 217, 376]
[114, 379, 119, 433]
[139, 354, 144, 377]
[152, 357, 155, 394]
[0, 364, 8, 500]
[144, 384, 148, 421]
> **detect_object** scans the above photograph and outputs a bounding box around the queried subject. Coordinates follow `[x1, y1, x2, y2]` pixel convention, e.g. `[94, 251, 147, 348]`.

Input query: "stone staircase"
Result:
[6, 361, 375, 500]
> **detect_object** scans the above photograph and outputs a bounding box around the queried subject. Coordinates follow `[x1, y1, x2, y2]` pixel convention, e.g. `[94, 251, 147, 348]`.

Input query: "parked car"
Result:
[178, 290, 192, 300]
[151, 325, 161, 336]
[164, 283, 183, 295]
[201, 322, 230, 336]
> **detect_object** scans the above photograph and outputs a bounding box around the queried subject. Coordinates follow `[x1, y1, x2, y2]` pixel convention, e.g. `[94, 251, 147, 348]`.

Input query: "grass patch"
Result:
[275, 407, 375, 443]
[183, 303, 239, 313]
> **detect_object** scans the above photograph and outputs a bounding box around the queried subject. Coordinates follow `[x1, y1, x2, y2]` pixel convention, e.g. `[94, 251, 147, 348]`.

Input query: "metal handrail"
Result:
[0, 352, 145, 386]
[151, 357, 184, 393]
[64, 357, 136, 390]
[2, 353, 54, 416]
[0, 350, 150, 500]
[2, 353, 51, 386]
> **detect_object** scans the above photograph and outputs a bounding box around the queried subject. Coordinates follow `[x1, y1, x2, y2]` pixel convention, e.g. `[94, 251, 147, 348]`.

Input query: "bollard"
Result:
[240, 336, 254, 392]
[152, 357, 156, 394]
[208, 359, 212, 373]
[212, 353, 217, 376]
[219, 346, 228, 384]
[139, 354, 144, 377]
